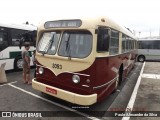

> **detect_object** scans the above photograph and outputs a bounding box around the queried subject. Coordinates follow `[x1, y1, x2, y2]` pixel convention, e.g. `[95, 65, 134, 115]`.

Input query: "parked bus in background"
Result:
[137, 38, 160, 62]
[32, 17, 138, 105]
[0, 23, 37, 71]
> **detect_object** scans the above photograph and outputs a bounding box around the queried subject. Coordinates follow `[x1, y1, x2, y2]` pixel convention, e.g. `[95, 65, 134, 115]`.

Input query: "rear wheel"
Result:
[14, 56, 23, 71]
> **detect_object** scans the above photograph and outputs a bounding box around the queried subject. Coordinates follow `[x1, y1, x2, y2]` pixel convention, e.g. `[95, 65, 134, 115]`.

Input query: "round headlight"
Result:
[39, 67, 44, 74]
[72, 75, 80, 84]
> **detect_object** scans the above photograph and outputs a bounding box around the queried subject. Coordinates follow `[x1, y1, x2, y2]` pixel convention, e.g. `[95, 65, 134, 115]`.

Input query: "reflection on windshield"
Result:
[37, 32, 60, 55]
[58, 31, 92, 58]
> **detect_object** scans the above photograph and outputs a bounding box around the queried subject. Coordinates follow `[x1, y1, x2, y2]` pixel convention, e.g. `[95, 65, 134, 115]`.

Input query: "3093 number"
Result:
[52, 63, 62, 69]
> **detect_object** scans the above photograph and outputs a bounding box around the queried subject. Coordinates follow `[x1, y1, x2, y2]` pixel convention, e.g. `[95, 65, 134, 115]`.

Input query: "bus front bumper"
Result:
[32, 78, 97, 106]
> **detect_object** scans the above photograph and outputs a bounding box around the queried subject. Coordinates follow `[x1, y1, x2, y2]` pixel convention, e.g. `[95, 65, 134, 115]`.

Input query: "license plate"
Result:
[46, 87, 57, 95]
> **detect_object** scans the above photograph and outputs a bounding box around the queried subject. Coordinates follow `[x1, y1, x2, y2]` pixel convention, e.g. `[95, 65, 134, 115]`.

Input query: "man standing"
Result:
[22, 43, 31, 84]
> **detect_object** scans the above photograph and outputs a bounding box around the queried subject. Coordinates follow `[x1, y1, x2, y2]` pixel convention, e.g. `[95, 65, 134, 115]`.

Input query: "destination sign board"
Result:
[44, 20, 82, 28]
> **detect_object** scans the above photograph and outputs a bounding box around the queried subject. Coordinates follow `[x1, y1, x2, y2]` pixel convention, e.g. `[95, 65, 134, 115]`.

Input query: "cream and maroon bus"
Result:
[32, 17, 138, 105]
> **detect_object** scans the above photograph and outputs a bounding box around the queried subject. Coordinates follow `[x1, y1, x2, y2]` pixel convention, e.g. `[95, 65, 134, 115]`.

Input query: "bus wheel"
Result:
[14, 56, 23, 71]
[138, 55, 145, 62]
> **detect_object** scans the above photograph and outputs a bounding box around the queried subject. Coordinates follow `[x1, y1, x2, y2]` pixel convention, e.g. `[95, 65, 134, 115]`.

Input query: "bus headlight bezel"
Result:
[72, 75, 80, 84]
[39, 67, 44, 74]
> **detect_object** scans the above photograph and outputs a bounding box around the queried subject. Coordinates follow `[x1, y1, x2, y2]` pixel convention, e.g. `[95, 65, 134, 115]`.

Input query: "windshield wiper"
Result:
[65, 34, 71, 60]
[42, 35, 54, 56]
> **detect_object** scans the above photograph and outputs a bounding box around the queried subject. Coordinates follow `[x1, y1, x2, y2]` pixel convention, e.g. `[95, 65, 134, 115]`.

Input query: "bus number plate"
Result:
[46, 87, 57, 95]
[52, 63, 62, 69]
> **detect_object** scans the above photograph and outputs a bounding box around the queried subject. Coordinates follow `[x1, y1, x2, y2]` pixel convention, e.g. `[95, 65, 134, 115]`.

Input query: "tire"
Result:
[14, 56, 23, 71]
[138, 55, 145, 62]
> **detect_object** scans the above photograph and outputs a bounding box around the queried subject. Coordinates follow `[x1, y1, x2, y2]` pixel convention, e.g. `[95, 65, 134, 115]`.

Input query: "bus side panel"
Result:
[93, 56, 120, 102]
[93, 51, 136, 102]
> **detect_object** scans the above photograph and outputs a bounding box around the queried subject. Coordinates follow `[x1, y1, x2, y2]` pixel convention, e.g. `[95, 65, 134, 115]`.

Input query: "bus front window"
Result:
[37, 32, 60, 55]
[58, 31, 92, 58]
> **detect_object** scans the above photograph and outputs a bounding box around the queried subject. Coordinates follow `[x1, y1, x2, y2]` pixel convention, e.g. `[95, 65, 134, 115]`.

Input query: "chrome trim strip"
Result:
[93, 76, 118, 89]
[82, 85, 90, 87]
[63, 71, 90, 77]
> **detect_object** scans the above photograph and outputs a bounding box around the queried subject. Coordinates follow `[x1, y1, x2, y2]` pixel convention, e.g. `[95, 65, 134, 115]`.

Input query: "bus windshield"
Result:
[37, 31, 92, 58]
[37, 32, 60, 55]
[58, 31, 92, 58]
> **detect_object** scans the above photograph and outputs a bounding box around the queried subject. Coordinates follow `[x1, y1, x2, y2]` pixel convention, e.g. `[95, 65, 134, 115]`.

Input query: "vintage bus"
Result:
[0, 23, 37, 71]
[137, 38, 160, 62]
[32, 17, 138, 105]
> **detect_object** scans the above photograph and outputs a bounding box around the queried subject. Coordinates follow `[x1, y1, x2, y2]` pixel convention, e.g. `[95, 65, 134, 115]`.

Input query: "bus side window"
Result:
[0, 32, 8, 51]
[0, 32, 7, 43]
[97, 28, 110, 52]
[109, 30, 119, 55]
[10, 29, 35, 46]
[122, 34, 126, 53]
[0, 33, 4, 43]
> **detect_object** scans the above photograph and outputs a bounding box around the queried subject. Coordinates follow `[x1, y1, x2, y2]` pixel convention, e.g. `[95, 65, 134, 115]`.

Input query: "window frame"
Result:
[97, 27, 110, 52]
[37, 31, 61, 55]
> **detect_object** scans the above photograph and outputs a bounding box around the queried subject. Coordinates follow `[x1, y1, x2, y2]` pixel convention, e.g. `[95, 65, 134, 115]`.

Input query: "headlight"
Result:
[39, 67, 44, 74]
[72, 75, 80, 84]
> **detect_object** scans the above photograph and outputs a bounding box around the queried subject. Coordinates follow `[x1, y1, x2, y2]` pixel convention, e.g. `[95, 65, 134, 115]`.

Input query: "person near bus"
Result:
[22, 43, 31, 84]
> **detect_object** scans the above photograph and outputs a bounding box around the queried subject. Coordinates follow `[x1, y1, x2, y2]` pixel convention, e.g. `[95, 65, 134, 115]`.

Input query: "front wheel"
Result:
[14, 56, 23, 71]
[138, 55, 145, 62]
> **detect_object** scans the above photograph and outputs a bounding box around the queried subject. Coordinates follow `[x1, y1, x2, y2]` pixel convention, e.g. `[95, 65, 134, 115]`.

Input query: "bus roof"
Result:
[40, 17, 137, 40]
[0, 23, 37, 31]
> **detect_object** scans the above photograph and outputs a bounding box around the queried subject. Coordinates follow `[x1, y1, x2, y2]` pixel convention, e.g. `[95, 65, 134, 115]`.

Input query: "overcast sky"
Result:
[1, 0, 160, 37]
